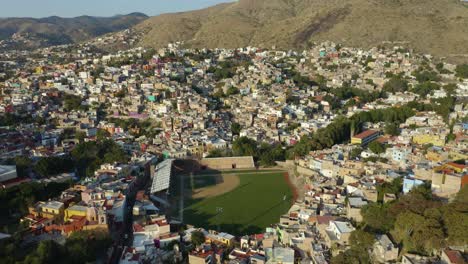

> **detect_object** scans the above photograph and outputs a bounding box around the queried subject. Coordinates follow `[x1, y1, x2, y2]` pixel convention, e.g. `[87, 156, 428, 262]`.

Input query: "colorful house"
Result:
[206, 231, 235, 246]
[351, 130, 381, 146]
[412, 134, 445, 147]
[41, 201, 65, 220]
[403, 177, 425, 193]
[64, 205, 87, 221]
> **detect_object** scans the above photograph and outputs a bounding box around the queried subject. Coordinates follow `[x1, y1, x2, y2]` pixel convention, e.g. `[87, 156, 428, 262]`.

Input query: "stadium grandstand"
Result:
[149, 159, 174, 207]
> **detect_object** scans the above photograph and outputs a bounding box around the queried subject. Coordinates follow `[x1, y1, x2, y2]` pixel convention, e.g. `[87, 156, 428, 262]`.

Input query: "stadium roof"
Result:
[150, 159, 173, 194]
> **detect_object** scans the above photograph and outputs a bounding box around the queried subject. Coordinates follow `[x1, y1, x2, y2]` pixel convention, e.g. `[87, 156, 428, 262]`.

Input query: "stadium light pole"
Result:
[216, 207, 223, 232]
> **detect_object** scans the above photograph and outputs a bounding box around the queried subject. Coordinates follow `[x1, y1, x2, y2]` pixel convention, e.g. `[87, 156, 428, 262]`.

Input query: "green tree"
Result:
[382, 76, 408, 93]
[331, 247, 371, 264]
[412, 69, 440, 83]
[384, 122, 400, 136]
[63, 94, 84, 111]
[75, 131, 86, 143]
[65, 229, 111, 263]
[232, 137, 258, 157]
[231, 122, 242, 136]
[442, 185, 468, 246]
[72, 140, 127, 178]
[191, 231, 206, 246]
[34, 157, 74, 178]
[206, 148, 231, 158]
[226, 87, 240, 96]
[443, 83, 457, 96]
[350, 230, 375, 249]
[349, 147, 362, 160]
[331, 230, 374, 264]
[455, 64, 468, 78]
[15, 156, 32, 178]
[368, 141, 385, 154]
[362, 202, 395, 233]
[412, 81, 440, 97]
[96, 129, 111, 141]
[258, 143, 285, 167]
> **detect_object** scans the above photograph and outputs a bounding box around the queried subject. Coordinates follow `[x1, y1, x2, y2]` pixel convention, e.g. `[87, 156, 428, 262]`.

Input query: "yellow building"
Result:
[188, 145, 204, 158]
[29, 201, 65, 222]
[448, 150, 468, 161]
[64, 205, 87, 221]
[41, 201, 65, 220]
[412, 134, 445, 147]
[426, 150, 446, 162]
[206, 232, 235, 246]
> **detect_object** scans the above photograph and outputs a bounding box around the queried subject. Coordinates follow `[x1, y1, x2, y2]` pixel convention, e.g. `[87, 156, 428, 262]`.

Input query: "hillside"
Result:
[136, 0, 468, 59]
[0, 13, 148, 49]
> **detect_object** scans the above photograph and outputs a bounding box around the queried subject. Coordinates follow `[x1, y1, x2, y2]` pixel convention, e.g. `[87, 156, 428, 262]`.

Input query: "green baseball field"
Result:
[181, 170, 295, 235]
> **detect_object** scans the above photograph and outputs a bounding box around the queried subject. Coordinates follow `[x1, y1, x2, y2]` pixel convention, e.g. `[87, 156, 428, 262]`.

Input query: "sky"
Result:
[0, 0, 235, 18]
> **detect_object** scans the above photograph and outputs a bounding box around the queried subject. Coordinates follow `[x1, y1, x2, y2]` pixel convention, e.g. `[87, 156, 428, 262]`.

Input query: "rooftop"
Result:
[333, 221, 355, 234]
[43, 201, 64, 210]
[150, 159, 173, 193]
[348, 197, 368, 208]
[352, 130, 379, 139]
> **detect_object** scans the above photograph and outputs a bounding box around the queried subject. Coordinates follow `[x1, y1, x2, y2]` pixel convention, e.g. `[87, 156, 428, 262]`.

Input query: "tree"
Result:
[412, 81, 440, 97]
[412, 69, 440, 83]
[65, 229, 111, 263]
[206, 148, 232, 158]
[191, 231, 206, 246]
[96, 129, 110, 141]
[75, 131, 86, 143]
[231, 123, 242, 136]
[382, 76, 408, 93]
[361, 203, 395, 233]
[232, 137, 258, 157]
[392, 209, 445, 255]
[258, 143, 285, 167]
[455, 64, 468, 79]
[226, 87, 240, 96]
[442, 185, 468, 246]
[349, 230, 375, 249]
[15, 156, 32, 178]
[72, 140, 128, 178]
[63, 94, 84, 111]
[349, 147, 362, 160]
[443, 83, 457, 96]
[384, 122, 400, 136]
[331, 230, 374, 264]
[331, 247, 371, 264]
[368, 141, 385, 154]
[34, 156, 74, 178]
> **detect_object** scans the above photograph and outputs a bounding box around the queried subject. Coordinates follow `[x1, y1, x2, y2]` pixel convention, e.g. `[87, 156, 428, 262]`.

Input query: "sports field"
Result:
[181, 170, 294, 235]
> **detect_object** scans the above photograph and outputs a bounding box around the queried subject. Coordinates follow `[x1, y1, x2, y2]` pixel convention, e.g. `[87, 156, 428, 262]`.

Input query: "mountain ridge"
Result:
[0, 13, 148, 49]
[135, 0, 468, 60]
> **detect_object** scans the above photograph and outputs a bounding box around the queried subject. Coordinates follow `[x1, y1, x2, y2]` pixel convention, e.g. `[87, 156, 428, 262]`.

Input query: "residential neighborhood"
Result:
[0, 36, 467, 264]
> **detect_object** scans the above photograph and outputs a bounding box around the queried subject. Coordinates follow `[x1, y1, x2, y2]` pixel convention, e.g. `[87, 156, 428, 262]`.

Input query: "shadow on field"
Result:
[183, 207, 263, 235]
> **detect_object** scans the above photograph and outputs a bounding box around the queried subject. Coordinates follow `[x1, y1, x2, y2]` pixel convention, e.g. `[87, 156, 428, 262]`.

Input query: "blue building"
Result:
[403, 177, 425, 194]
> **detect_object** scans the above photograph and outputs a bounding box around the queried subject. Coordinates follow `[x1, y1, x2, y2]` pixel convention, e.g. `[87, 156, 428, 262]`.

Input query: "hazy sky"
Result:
[0, 0, 234, 18]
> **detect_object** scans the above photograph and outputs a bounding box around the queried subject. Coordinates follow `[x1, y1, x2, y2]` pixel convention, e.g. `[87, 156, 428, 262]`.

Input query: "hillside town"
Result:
[0, 38, 467, 264]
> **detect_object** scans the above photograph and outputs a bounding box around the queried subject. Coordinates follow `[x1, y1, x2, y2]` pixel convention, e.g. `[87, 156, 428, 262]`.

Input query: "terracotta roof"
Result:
[444, 249, 465, 264]
[353, 130, 379, 139]
[309, 215, 336, 225]
[447, 162, 466, 170]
